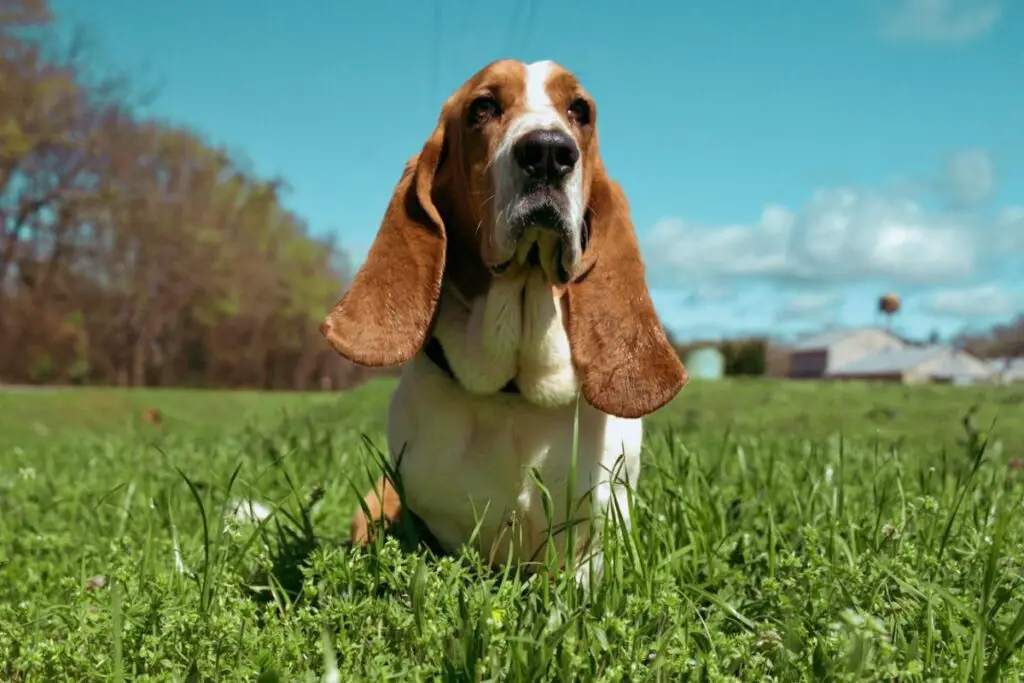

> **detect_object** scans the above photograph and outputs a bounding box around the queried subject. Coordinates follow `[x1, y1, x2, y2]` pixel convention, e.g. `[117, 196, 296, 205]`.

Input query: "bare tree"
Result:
[0, 6, 376, 389]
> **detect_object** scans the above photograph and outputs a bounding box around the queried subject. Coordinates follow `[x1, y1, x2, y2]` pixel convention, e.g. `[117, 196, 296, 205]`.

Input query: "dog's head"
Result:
[321, 59, 687, 418]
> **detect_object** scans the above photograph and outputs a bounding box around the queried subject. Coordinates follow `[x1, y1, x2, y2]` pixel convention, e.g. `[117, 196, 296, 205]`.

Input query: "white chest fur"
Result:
[384, 269, 644, 579]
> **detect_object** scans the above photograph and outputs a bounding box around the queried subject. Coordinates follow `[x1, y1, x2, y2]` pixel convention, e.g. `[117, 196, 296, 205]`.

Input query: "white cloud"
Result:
[880, 0, 1002, 43]
[680, 283, 736, 305]
[647, 205, 793, 280]
[998, 205, 1024, 227]
[924, 285, 1023, 319]
[645, 187, 982, 287]
[942, 148, 995, 208]
[644, 150, 1022, 341]
[775, 291, 845, 322]
[996, 205, 1024, 251]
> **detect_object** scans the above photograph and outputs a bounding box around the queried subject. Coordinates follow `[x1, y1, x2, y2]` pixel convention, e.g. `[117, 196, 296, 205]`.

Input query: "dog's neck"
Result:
[423, 335, 521, 394]
[427, 273, 580, 408]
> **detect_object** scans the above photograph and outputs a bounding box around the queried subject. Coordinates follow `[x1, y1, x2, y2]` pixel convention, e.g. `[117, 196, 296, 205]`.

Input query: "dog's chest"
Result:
[387, 360, 643, 566]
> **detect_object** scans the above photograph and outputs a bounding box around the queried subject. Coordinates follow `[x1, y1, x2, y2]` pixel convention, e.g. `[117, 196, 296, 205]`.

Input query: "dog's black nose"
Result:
[513, 130, 579, 182]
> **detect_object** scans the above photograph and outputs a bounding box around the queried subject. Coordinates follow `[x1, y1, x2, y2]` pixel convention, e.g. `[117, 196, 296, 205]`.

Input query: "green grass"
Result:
[0, 386, 341, 449]
[2, 379, 1024, 681]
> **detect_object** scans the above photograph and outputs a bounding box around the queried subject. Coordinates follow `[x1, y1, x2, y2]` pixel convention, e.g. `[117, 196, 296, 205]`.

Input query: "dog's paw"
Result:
[349, 476, 403, 544]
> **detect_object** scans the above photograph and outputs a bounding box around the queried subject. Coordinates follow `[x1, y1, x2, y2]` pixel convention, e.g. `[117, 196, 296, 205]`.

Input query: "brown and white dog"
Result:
[320, 59, 687, 584]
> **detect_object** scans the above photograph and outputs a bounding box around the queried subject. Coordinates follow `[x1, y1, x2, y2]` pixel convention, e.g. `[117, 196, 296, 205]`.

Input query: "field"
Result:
[2, 379, 1024, 681]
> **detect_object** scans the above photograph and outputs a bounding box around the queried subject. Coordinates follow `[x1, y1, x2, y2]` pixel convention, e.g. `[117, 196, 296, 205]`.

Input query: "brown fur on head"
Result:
[320, 59, 686, 419]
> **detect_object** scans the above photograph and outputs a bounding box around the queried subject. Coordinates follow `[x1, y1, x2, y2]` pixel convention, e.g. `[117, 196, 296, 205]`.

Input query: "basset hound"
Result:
[320, 59, 687, 584]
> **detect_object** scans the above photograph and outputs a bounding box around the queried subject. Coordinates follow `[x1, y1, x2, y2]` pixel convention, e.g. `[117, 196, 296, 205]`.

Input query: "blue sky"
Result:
[53, 0, 1023, 343]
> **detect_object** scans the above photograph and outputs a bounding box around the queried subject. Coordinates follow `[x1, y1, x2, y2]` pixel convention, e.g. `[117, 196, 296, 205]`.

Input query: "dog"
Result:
[320, 59, 687, 584]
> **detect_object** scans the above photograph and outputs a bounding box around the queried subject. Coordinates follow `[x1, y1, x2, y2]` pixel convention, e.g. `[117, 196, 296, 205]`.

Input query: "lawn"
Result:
[1, 379, 1023, 681]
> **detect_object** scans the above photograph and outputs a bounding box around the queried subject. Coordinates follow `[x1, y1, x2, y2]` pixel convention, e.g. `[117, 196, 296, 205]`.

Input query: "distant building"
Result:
[786, 327, 994, 384]
[827, 345, 992, 384]
[788, 327, 905, 379]
[684, 346, 725, 380]
[987, 358, 1024, 384]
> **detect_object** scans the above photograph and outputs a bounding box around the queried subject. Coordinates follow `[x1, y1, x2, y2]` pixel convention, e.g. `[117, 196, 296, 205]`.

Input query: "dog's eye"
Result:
[568, 98, 591, 126]
[468, 96, 501, 126]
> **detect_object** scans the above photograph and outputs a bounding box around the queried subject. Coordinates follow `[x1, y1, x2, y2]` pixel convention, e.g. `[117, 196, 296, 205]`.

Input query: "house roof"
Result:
[791, 327, 903, 351]
[827, 345, 992, 377]
[987, 357, 1024, 370]
[988, 358, 1024, 378]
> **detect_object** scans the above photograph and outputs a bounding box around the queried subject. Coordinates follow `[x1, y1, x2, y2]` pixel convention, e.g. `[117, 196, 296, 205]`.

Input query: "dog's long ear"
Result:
[320, 119, 448, 366]
[566, 164, 687, 419]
